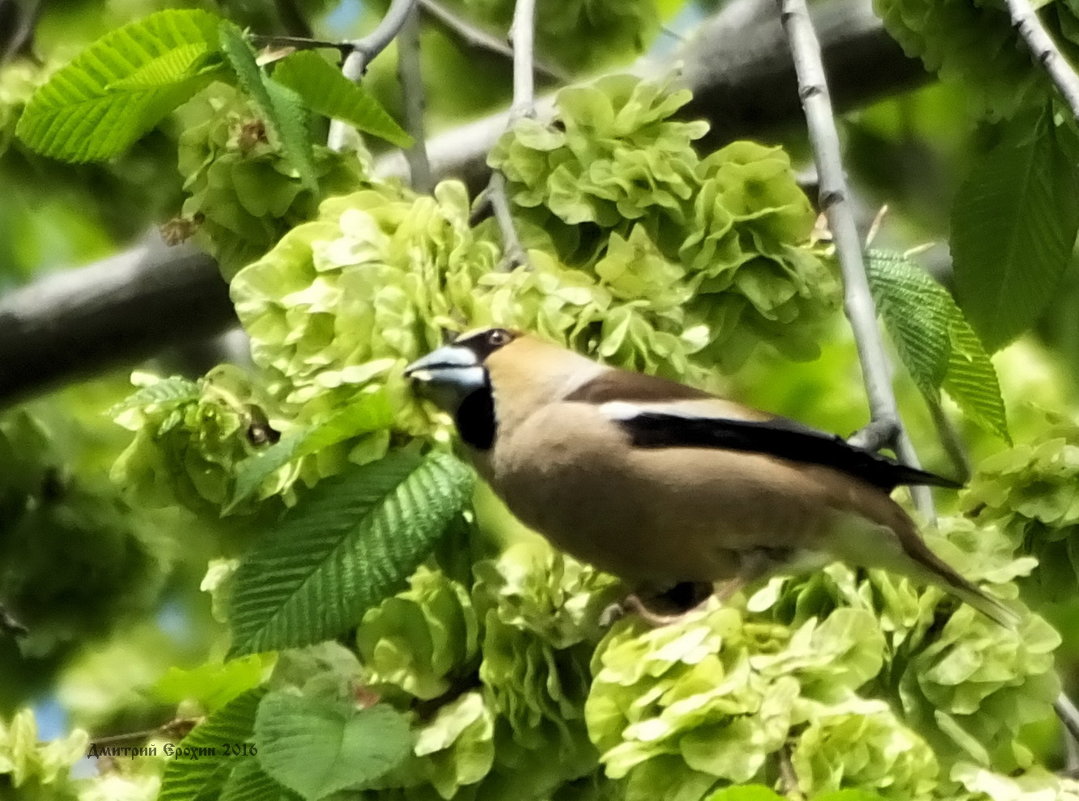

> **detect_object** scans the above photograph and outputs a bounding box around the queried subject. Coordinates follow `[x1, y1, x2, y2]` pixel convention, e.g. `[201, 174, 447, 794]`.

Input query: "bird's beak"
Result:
[405, 345, 487, 411]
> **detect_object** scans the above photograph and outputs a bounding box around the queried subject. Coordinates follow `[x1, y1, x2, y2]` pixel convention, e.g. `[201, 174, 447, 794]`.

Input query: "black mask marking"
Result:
[455, 383, 497, 450]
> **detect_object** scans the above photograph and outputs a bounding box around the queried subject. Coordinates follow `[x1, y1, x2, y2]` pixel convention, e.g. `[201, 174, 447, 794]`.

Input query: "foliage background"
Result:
[2, 0, 1079, 800]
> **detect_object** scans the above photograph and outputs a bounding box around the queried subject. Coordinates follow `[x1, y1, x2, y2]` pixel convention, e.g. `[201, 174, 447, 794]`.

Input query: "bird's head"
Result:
[404, 327, 519, 414]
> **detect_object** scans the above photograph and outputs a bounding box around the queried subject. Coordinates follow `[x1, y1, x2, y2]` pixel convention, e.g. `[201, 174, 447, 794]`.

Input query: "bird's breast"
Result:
[478, 403, 835, 586]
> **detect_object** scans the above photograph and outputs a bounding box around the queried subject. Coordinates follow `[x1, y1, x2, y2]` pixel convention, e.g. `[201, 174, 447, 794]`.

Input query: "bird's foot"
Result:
[600, 582, 715, 628]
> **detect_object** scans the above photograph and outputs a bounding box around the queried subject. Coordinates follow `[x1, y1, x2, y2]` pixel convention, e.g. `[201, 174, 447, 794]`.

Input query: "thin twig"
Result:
[1057, 695, 1079, 753]
[776, 0, 934, 519]
[1, 0, 40, 64]
[486, 0, 537, 270]
[397, 4, 433, 192]
[251, 35, 352, 60]
[777, 746, 805, 800]
[417, 0, 568, 82]
[1003, 0, 1079, 121]
[508, 0, 537, 121]
[0, 603, 26, 638]
[328, 0, 418, 151]
[489, 172, 527, 269]
[926, 397, 972, 484]
[847, 417, 900, 452]
[88, 717, 201, 749]
[469, 185, 493, 225]
[1067, 720, 1079, 773]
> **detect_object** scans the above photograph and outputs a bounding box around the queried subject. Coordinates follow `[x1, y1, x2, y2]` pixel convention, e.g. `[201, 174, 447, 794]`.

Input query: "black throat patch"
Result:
[455, 383, 497, 450]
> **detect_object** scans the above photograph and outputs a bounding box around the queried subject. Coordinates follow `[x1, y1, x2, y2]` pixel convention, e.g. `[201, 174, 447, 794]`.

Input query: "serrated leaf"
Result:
[943, 313, 1011, 443]
[16, 9, 223, 161]
[254, 694, 411, 800]
[218, 21, 317, 190]
[227, 392, 393, 512]
[867, 250, 1008, 441]
[704, 786, 784, 801]
[219, 760, 299, 801]
[272, 51, 413, 148]
[159, 688, 265, 801]
[866, 251, 952, 397]
[265, 78, 318, 190]
[110, 376, 200, 414]
[951, 108, 1079, 350]
[228, 451, 474, 657]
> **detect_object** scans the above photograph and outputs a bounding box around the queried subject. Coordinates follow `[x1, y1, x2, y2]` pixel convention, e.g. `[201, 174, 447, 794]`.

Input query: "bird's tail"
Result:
[895, 518, 1021, 630]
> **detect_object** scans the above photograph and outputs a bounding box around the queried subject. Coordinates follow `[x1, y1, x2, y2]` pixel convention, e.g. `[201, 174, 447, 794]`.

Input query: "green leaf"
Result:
[951, 108, 1079, 350]
[867, 250, 1008, 442]
[254, 693, 411, 800]
[219, 760, 299, 801]
[704, 786, 784, 801]
[227, 392, 394, 512]
[272, 51, 413, 148]
[159, 688, 265, 801]
[109, 376, 200, 413]
[218, 21, 317, 190]
[866, 251, 952, 397]
[16, 9, 222, 161]
[228, 451, 474, 657]
[153, 655, 267, 712]
[943, 313, 1011, 443]
[813, 792, 889, 801]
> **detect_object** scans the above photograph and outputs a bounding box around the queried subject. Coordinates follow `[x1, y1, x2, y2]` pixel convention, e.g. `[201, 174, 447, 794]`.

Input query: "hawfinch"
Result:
[405, 328, 1017, 628]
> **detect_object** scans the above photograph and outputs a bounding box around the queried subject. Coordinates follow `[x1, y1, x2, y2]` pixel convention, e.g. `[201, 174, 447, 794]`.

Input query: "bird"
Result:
[404, 327, 1018, 629]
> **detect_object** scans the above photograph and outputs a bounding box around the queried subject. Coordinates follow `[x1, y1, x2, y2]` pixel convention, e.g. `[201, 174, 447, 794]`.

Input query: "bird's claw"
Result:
[600, 591, 715, 629]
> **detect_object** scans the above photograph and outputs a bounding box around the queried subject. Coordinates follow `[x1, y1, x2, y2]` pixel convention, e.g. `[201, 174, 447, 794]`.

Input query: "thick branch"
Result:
[776, 0, 933, 517]
[1004, 0, 1079, 120]
[374, 0, 926, 190]
[0, 0, 929, 405]
[0, 238, 235, 408]
[328, 0, 418, 150]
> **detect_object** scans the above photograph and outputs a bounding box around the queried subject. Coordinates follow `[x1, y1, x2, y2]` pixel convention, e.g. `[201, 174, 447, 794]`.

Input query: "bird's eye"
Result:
[487, 329, 511, 347]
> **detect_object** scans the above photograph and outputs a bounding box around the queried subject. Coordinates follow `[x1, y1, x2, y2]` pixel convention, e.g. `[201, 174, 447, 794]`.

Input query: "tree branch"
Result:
[488, 171, 526, 269]
[328, 0, 418, 150]
[1058, 694, 1079, 754]
[508, 0, 536, 120]
[0, 238, 235, 407]
[250, 34, 352, 60]
[1004, 0, 1079, 121]
[486, 0, 537, 269]
[0, 0, 929, 406]
[776, 0, 934, 518]
[0, 0, 40, 64]
[417, 0, 568, 82]
[397, 4, 433, 192]
[374, 0, 927, 191]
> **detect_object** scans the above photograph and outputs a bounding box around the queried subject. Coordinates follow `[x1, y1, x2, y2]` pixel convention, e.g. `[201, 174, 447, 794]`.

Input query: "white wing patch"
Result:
[599, 399, 764, 423]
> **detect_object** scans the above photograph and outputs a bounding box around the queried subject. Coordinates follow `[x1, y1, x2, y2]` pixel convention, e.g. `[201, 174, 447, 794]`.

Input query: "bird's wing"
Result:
[601, 404, 960, 490]
[553, 364, 962, 492]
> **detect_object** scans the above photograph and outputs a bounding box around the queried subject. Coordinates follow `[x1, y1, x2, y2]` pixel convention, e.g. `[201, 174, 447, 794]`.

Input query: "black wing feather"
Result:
[621, 412, 962, 491]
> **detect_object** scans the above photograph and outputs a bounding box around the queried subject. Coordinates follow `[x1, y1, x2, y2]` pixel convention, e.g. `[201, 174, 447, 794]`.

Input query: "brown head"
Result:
[404, 328, 604, 449]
